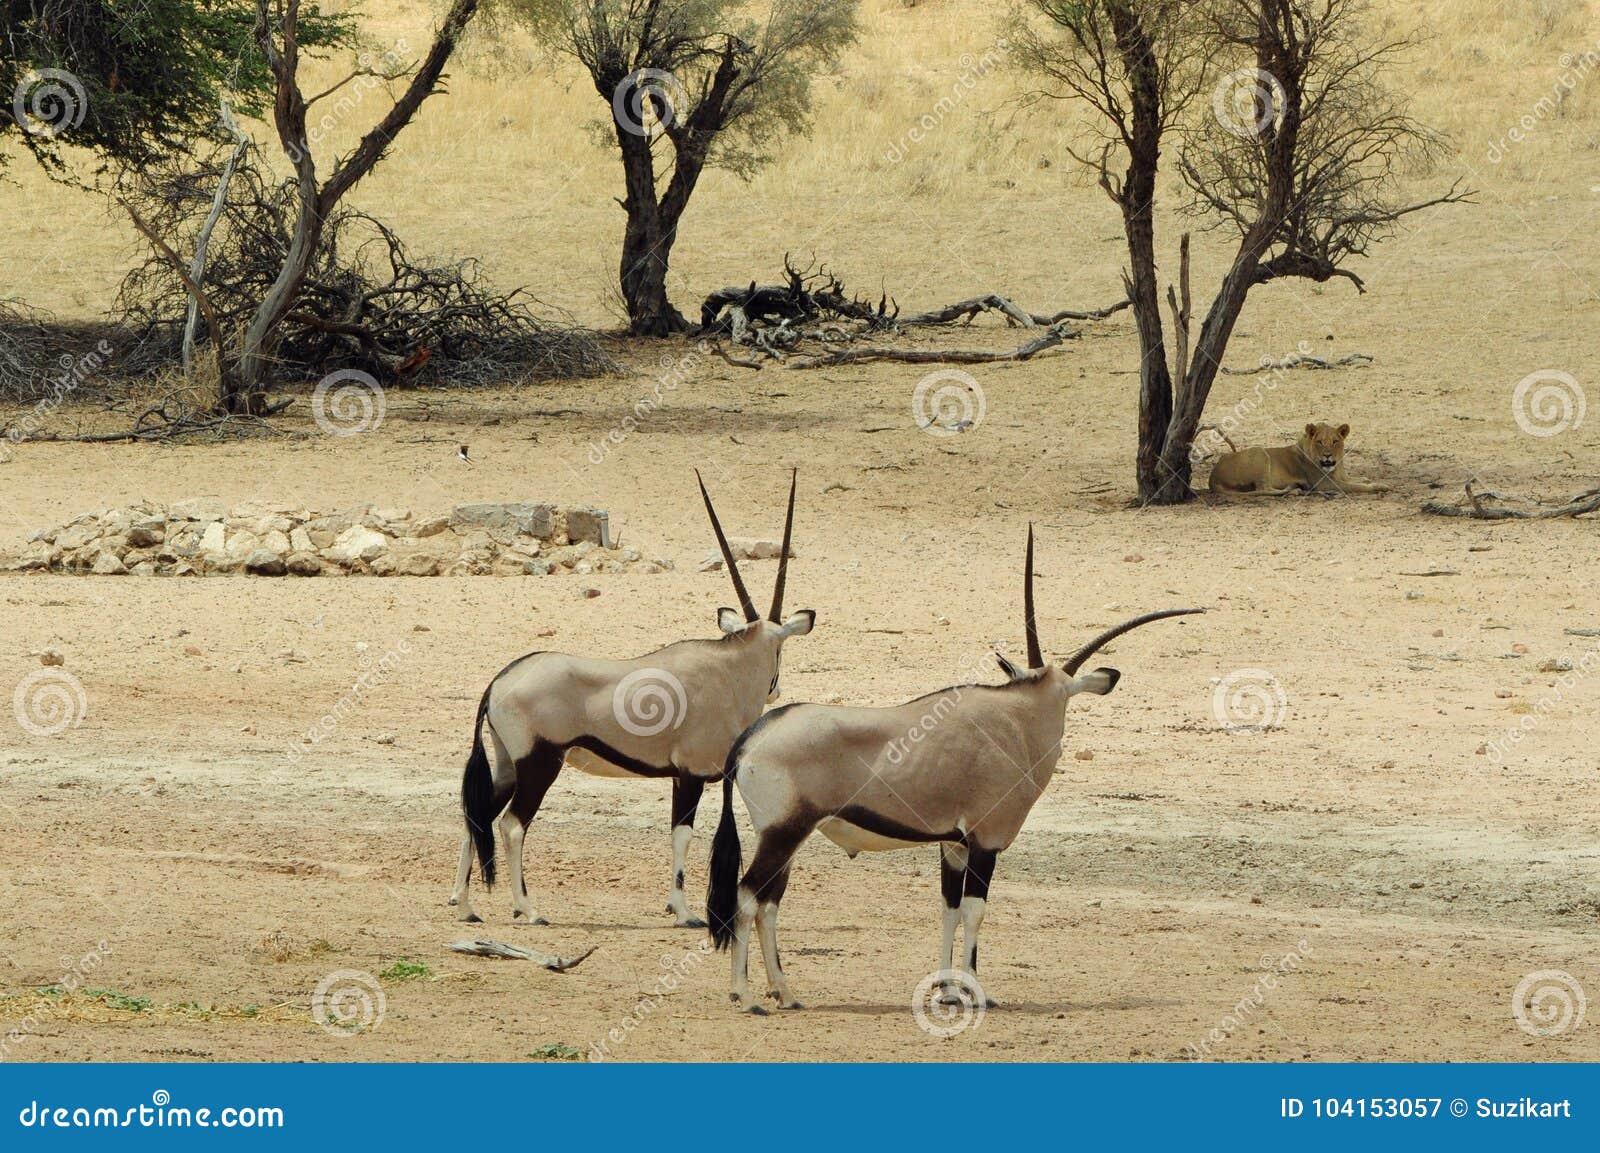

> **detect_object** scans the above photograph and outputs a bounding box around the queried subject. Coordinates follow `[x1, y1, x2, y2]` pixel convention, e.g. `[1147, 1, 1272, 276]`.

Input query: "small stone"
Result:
[565, 506, 612, 548]
[1431, 628, 1444, 638]
[1123, 554, 1143, 563]
[580, 586, 602, 599]
[1074, 749, 1094, 761]
[325, 525, 389, 565]
[39, 649, 64, 667]
[244, 549, 287, 576]
[1494, 689, 1513, 699]
[1405, 590, 1424, 601]
[91, 551, 127, 575]
[286, 552, 323, 577]
[1511, 642, 1529, 654]
[183, 645, 202, 657]
[396, 553, 440, 577]
[1539, 657, 1574, 673]
[372, 733, 397, 746]
[1475, 744, 1488, 755]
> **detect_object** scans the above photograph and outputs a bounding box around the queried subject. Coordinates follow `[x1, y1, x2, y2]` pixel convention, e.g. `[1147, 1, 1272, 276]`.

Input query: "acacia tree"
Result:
[0, 0, 321, 173]
[1015, 0, 1469, 504]
[511, 0, 859, 335]
[226, 0, 482, 410]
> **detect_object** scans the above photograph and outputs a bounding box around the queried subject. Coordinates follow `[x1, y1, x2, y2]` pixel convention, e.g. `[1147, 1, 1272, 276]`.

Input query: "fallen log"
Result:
[1420, 480, 1600, 520]
[785, 325, 1073, 369]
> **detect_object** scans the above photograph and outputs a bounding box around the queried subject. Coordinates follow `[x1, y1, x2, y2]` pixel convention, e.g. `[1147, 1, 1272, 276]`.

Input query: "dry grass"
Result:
[8, 0, 1599, 331]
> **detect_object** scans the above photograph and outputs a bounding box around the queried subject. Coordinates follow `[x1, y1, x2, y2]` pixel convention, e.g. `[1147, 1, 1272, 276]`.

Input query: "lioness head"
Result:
[1300, 422, 1350, 473]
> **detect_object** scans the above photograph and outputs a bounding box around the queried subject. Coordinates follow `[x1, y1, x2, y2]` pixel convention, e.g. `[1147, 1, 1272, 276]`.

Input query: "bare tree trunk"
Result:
[183, 101, 248, 379]
[234, 0, 480, 409]
[616, 128, 690, 335]
[1107, 1, 1181, 505]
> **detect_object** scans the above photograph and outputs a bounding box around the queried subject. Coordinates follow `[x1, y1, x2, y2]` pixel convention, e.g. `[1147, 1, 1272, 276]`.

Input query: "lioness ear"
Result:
[1337, 423, 1350, 439]
[1304, 423, 1317, 439]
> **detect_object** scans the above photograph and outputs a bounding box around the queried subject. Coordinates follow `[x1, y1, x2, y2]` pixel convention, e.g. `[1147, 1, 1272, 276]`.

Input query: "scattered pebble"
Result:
[1074, 749, 1094, 761]
[1512, 642, 1529, 654]
[1539, 658, 1574, 673]
[580, 587, 602, 599]
[38, 649, 64, 667]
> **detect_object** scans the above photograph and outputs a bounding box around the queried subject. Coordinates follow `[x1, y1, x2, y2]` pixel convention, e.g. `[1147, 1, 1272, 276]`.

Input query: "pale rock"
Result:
[261, 530, 292, 557]
[289, 527, 315, 553]
[412, 515, 450, 538]
[325, 525, 389, 565]
[397, 553, 441, 577]
[199, 522, 226, 554]
[245, 550, 286, 576]
[565, 506, 611, 548]
[286, 552, 323, 577]
[450, 502, 556, 539]
[130, 561, 159, 576]
[91, 551, 127, 575]
[225, 529, 262, 560]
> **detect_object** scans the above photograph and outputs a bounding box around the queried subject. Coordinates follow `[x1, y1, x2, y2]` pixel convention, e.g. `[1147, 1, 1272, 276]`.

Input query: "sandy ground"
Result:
[2, 285, 1598, 1061]
[3, 0, 1600, 1063]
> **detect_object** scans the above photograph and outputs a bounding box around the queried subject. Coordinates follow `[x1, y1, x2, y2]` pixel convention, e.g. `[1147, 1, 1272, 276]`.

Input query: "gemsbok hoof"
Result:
[513, 912, 549, 927]
[455, 911, 483, 924]
[674, 916, 708, 930]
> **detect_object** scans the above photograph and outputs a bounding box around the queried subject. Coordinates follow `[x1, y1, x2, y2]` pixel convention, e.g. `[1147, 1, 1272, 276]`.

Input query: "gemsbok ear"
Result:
[718, 608, 747, 634]
[780, 609, 815, 637]
[995, 652, 1024, 679]
[1073, 667, 1121, 695]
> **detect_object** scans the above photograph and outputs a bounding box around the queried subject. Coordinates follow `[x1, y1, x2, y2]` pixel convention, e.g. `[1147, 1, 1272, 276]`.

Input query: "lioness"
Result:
[1208, 422, 1386, 496]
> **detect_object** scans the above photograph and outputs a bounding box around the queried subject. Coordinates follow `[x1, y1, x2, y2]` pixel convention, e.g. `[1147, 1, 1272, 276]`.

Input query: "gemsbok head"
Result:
[704, 526, 1201, 1012]
[451, 470, 815, 927]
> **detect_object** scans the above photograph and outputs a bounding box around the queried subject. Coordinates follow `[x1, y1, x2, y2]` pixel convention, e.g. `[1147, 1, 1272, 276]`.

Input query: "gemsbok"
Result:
[452, 471, 815, 927]
[705, 527, 1201, 1011]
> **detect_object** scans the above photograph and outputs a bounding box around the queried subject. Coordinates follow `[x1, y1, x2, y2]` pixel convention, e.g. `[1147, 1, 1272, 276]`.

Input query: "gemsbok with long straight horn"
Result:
[451, 470, 815, 927]
[705, 526, 1201, 1012]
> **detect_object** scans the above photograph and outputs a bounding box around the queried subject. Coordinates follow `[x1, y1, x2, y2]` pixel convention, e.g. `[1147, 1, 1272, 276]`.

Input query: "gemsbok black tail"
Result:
[461, 683, 499, 888]
[706, 772, 742, 950]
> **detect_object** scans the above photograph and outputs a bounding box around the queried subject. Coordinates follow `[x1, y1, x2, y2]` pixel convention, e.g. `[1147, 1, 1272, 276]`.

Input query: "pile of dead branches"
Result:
[697, 256, 1129, 369]
[0, 301, 139, 403]
[114, 143, 613, 388]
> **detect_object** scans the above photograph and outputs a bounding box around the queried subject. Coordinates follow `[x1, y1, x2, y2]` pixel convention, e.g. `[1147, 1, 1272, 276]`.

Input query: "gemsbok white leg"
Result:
[937, 842, 966, 998]
[667, 776, 707, 928]
[959, 847, 999, 1008]
[731, 888, 757, 1011]
[449, 835, 481, 922]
